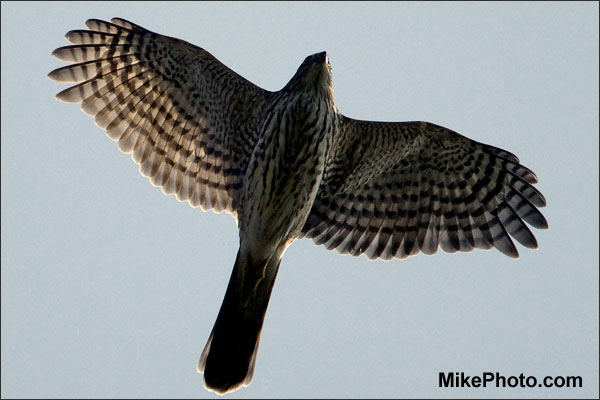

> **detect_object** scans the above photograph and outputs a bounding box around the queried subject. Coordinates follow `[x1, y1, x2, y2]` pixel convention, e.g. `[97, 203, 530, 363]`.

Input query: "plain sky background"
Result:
[1, 2, 598, 399]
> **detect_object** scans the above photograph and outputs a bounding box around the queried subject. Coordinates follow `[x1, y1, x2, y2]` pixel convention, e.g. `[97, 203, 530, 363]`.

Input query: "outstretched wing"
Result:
[301, 116, 548, 260]
[48, 18, 273, 217]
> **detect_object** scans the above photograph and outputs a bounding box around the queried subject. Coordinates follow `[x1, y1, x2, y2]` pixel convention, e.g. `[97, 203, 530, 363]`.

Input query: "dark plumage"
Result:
[49, 17, 548, 394]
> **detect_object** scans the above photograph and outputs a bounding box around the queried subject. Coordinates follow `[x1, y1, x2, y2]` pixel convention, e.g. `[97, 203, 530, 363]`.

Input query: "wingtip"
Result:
[54, 93, 68, 102]
[498, 242, 520, 259]
[54, 88, 79, 103]
[85, 18, 106, 30]
[525, 236, 539, 250]
[47, 67, 62, 82]
[536, 193, 547, 208]
[526, 171, 539, 184]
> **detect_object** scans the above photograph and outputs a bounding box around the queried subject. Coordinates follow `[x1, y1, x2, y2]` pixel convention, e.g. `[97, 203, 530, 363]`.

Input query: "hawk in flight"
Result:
[49, 18, 548, 394]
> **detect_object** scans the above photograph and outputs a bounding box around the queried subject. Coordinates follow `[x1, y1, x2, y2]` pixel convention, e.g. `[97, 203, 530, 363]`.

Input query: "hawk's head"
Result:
[285, 51, 333, 97]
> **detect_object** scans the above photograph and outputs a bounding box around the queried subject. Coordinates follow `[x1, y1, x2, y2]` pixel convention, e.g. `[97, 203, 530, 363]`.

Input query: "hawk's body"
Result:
[200, 53, 337, 392]
[49, 18, 548, 394]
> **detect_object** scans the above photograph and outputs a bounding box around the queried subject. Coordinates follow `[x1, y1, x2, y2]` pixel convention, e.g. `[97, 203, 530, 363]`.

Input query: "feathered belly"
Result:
[240, 140, 328, 249]
[238, 93, 335, 254]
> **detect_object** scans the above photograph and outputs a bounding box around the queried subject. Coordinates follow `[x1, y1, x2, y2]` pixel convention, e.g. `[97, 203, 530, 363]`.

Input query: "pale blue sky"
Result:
[1, 2, 598, 398]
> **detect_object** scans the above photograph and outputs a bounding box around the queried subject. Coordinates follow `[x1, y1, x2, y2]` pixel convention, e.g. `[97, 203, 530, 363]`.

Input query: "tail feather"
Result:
[198, 250, 281, 394]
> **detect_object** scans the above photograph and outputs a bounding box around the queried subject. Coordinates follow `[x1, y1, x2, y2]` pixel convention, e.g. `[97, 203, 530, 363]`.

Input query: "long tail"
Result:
[198, 249, 281, 395]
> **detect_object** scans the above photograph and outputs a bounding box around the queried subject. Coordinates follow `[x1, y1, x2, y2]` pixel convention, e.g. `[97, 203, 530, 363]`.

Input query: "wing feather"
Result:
[301, 116, 548, 260]
[49, 17, 274, 217]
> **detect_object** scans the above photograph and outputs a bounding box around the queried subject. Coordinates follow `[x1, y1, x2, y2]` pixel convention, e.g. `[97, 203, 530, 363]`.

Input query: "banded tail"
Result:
[198, 250, 281, 394]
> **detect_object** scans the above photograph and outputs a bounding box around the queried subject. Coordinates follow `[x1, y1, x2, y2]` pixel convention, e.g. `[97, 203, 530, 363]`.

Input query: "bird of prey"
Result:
[48, 17, 548, 395]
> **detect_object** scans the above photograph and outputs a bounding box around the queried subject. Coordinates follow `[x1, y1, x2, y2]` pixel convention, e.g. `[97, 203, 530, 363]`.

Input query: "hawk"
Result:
[48, 18, 548, 394]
